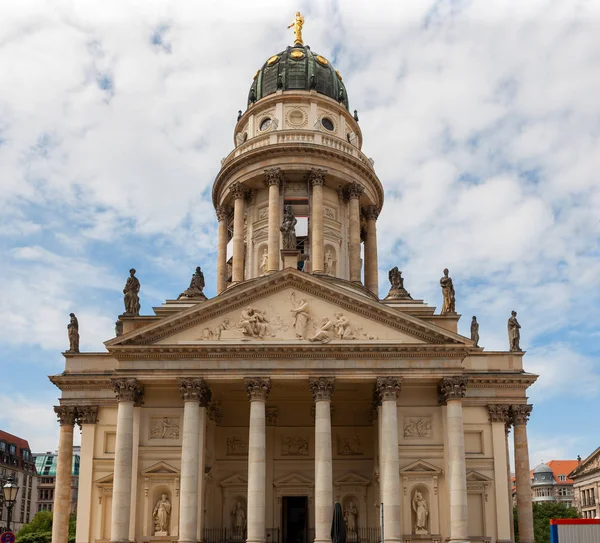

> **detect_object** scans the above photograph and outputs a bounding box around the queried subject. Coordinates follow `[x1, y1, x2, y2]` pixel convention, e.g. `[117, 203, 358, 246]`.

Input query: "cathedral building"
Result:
[50, 15, 537, 543]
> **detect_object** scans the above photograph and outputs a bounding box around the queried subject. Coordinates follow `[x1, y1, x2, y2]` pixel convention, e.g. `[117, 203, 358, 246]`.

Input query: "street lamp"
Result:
[2, 474, 20, 532]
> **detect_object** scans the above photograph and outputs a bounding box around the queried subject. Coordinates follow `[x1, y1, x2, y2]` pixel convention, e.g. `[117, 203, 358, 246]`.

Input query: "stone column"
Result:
[346, 182, 364, 283]
[75, 406, 99, 543]
[178, 379, 211, 543]
[231, 182, 248, 283]
[245, 378, 272, 543]
[52, 406, 76, 543]
[488, 405, 513, 543]
[439, 377, 469, 543]
[362, 205, 379, 296]
[505, 422, 515, 543]
[511, 404, 534, 543]
[216, 206, 230, 294]
[309, 169, 327, 273]
[110, 378, 143, 543]
[309, 377, 335, 543]
[265, 168, 283, 273]
[375, 377, 402, 543]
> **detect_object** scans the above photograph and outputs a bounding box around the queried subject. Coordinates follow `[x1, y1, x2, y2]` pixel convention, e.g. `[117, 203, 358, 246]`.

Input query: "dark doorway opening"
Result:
[282, 496, 308, 543]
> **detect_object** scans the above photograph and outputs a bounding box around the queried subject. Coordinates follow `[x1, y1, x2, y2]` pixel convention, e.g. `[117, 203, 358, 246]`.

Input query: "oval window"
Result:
[321, 117, 334, 131]
[260, 118, 272, 131]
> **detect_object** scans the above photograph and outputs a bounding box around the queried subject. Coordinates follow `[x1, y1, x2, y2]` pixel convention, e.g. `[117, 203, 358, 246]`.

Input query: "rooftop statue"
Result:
[471, 316, 480, 347]
[440, 268, 456, 314]
[123, 268, 141, 316]
[287, 11, 305, 45]
[385, 266, 412, 300]
[508, 310, 522, 351]
[178, 266, 207, 300]
[67, 313, 79, 353]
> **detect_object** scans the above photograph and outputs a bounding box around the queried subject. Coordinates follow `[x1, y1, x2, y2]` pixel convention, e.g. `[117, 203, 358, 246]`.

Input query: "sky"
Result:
[0, 0, 599, 468]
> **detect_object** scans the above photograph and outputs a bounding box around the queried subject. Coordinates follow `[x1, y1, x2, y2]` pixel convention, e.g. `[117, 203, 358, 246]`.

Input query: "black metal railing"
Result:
[203, 527, 380, 543]
[346, 527, 381, 543]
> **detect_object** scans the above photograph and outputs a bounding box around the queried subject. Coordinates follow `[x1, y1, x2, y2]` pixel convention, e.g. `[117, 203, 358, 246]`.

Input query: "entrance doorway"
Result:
[282, 496, 308, 543]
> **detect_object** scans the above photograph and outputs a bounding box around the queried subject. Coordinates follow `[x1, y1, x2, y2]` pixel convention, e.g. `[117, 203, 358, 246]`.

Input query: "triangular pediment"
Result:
[94, 473, 114, 485]
[106, 270, 470, 349]
[400, 459, 443, 475]
[220, 474, 248, 487]
[334, 472, 371, 486]
[569, 447, 600, 478]
[273, 472, 314, 488]
[466, 470, 493, 482]
[141, 461, 180, 476]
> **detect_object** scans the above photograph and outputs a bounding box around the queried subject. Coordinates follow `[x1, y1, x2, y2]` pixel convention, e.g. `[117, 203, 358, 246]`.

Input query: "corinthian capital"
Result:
[54, 406, 76, 426]
[216, 205, 231, 221]
[76, 406, 99, 425]
[438, 376, 468, 404]
[345, 181, 364, 200]
[309, 377, 335, 402]
[244, 377, 271, 401]
[264, 167, 284, 186]
[111, 378, 144, 404]
[487, 404, 510, 423]
[230, 181, 249, 200]
[510, 404, 533, 425]
[362, 205, 379, 221]
[308, 168, 327, 186]
[178, 378, 212, 406]
[376, 377, 402, 402]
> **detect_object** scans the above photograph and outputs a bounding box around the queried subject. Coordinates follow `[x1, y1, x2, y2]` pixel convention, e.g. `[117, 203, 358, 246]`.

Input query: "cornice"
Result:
[106, 270, 467, 348]
[213, 144, 383, 211]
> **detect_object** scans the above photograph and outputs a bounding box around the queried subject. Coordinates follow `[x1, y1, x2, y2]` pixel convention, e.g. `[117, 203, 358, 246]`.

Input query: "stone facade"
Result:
[49, 26, 537, 543]
[569, 447, 600, 519]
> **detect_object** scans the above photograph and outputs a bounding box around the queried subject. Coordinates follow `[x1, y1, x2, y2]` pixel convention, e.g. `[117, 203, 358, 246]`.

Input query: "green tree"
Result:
[514, 502, 580, 543]
[16, 511, 76, 543]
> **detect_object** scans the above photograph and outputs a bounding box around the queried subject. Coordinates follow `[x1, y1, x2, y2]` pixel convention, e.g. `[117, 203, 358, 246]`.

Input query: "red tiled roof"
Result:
[547, 460, 579, 484]
[0, 430, 32, 452]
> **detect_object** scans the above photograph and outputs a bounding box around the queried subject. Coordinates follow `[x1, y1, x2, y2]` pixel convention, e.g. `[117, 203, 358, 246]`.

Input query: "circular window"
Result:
[321, 117, 334, 131]
[288, 110, 304, 126]
[260, 118, 272, 131]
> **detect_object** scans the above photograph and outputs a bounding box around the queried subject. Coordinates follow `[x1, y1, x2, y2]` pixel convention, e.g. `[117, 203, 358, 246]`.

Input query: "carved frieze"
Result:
[337, 435, 362, 456]
[226, 437, 248, 456]
[403, 417, 432, 438]
[150, 417, 180, 440]
[282, 436, 309, 456]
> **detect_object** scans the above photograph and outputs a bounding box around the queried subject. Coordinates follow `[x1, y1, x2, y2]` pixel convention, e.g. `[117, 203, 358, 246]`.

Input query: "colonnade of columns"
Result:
[214, 172, 380, 295]
[52, 377, 534, 543]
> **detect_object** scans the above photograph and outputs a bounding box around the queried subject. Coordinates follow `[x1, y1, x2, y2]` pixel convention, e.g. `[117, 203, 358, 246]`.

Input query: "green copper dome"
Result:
[248, 44, 349, 110]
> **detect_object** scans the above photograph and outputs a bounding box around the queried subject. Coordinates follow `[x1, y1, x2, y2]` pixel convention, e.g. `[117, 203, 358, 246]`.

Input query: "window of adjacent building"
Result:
[9, 444, 16, 455]
[0, 441, 5, 452]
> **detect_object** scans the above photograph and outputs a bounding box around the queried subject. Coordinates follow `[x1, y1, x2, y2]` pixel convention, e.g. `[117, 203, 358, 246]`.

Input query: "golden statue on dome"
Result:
[288, 11, 305, 45]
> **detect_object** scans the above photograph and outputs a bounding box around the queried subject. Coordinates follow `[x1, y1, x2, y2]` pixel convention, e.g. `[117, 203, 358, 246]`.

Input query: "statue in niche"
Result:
[153, 493, 171, 535]
[412, 490, 429, 534]
[308, 317, 333, 343]
[508, 310, 521, 351]
[344, 501, 358, 532]
[178, 266, 206, 300]
[239, 307, 270, 338]
[67, 313, 79, 353]
[334, 313, 355, 339]
[440, 268, 456, 314]
[280, 205, 297, 250]
[324, 250, 335, 275]
[123, 268, 141, 316]
[471, 316, 480, 347]
[290, 292, 309, 339]
[231, 501, 246, 537]
[260, 249, 268, 275]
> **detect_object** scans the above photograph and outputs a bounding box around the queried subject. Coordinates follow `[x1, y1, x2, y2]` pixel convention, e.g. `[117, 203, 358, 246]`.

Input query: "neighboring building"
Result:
[48, 14, 539, 543]
[531, 461, 578, 507]
[0, 430, 38, 532]
[569, 448, 600, 519]
[33, 446, 80, 514]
